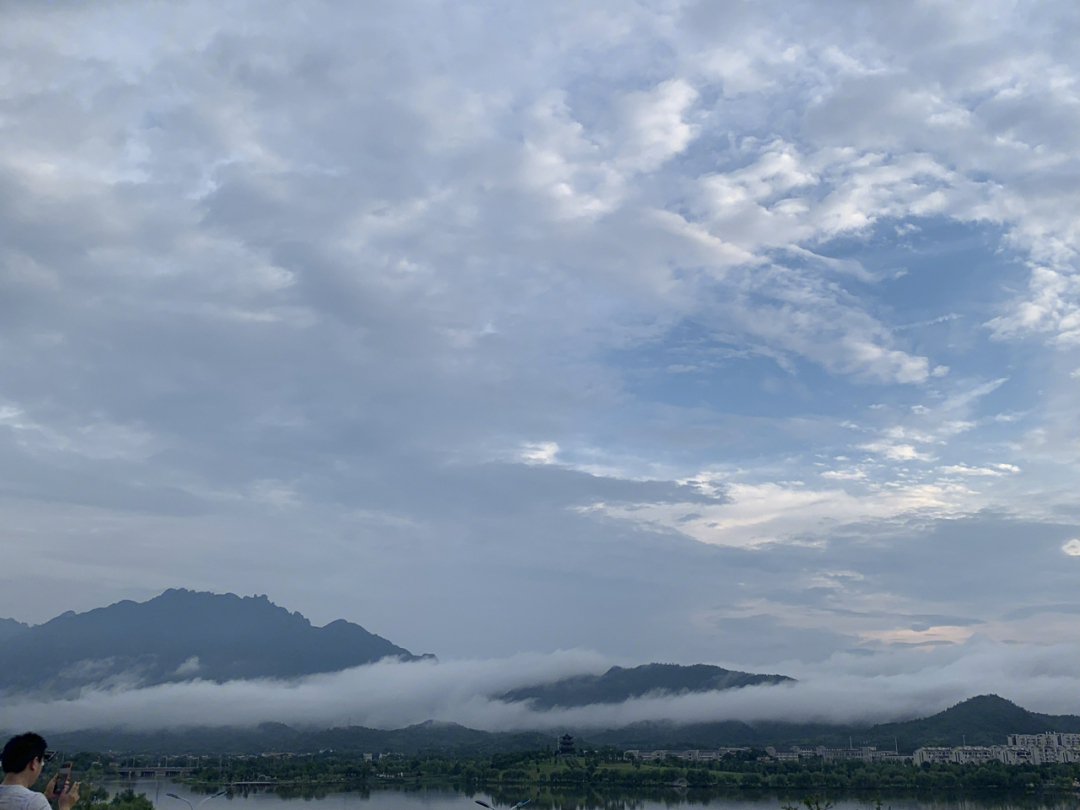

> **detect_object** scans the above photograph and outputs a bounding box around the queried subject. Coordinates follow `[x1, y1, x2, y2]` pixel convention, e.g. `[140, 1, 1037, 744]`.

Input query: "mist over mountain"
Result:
[589, 694, 1080, 750]
[0, 591, 796, 710]
[867, 693, 1080, 749]
[36, 695, 1076, 755]
[0, 589, 424, 695]
[500, 663, 794, 708]
[42, 721, 556, 757]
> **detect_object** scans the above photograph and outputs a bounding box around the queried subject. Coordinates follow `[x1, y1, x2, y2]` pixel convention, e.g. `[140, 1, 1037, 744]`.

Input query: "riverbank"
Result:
[173, 750, 1080, 795]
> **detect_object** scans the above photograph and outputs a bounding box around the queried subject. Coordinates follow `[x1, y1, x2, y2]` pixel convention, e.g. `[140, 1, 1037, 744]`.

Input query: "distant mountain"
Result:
[38, 695, 1080, 756]
[0, 617, 29, 643]
[42, 721, 556, 757]
[0, 589, 426, 696]
[499, 663, 794, 708]
[590, 694, 1080, 752]
[865, 694, 1080, 749]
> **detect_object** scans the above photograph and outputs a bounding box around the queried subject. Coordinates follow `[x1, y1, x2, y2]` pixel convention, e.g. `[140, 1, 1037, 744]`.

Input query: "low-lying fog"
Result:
[3, 637, 1079, 733]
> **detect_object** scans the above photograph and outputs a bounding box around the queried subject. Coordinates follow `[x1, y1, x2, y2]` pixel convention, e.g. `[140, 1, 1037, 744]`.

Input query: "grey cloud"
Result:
[774, 600, 986, 630]
[704, 615, 856, 665]
[4, 637, 1080, 734]
[888, 640, 956, 649]
[1002, 605, 1080, 621]
[1, 0, 1079, 677]
[415, 462, 729, 512]
[831, 516, 1080, 608]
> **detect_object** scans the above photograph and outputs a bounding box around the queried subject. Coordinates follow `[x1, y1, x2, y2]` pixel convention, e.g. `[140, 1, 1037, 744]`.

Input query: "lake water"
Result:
[110, 780, 1080, 810]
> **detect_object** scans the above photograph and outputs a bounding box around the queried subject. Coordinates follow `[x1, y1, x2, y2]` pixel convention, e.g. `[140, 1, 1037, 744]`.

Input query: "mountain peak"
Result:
[0, 617, 30, 643]
[500, 662, 794, 709]
[866, 692, 1080, 749]
[946, 694, 1016, 710]
[0, 589, 420, 697]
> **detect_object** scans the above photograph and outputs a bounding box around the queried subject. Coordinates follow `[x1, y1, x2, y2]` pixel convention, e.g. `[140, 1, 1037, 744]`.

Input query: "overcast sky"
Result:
[1, 0, 1079, 689]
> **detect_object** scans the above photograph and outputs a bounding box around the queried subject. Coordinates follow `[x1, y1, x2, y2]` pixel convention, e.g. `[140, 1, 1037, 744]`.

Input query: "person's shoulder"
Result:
[0, 785, 32, 803]
[0, 785, 50, 810]
[0, 785, 29, 808]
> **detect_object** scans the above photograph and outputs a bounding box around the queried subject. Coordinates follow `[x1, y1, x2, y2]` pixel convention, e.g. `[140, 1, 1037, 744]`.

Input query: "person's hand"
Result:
[43, 774, 58, 797]
[58, 781, 80, 810]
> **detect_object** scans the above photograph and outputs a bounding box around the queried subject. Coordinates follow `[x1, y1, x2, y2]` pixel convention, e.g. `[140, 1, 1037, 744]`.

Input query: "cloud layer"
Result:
[4, 640, 1080, 734]
[0, 0, 1078, 679]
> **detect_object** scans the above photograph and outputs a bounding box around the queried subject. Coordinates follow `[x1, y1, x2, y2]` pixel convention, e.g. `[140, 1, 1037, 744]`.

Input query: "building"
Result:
[994, 746, 1035, 765]
[913, 747, 953, 766]
[816, 746, 879, 763]
[625, 731, 1078, 769]
[557, 734, 575, 756]
[914, 733, 1080, 767]
[674, 750, 719, 761]
[949, 747, 996, 765]
[624, 748, 749, 761]
[767, 750, 802, 762]
[1007, 732, 1080, 748]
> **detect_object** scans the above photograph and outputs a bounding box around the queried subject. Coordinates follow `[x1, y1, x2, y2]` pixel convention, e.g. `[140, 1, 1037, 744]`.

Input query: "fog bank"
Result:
[2, 639, 1079, 734]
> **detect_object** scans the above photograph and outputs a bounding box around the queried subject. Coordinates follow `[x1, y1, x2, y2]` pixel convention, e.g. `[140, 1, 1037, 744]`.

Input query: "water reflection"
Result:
[105, 781, 1080, 810]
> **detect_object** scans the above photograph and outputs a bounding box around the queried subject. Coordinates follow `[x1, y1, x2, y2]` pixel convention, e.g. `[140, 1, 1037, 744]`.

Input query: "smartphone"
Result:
[53, 763, 73, 796]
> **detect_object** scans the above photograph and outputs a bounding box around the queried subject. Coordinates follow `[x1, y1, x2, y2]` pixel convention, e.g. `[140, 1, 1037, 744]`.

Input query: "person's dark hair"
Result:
[1, 733, 48, 774]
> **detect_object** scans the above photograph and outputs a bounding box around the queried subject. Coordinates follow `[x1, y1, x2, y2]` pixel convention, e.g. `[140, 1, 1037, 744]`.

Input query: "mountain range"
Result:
[0, 589, 426, 695]
[0, 591, 785, 703]
[35, 695, 1080, 756]
[500, 663, 793, 708]
[588, 693, 1080, 750]
[7, 592, 1077, 758]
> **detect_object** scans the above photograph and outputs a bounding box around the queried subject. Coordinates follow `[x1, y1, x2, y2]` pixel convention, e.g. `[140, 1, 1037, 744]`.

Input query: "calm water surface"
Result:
[108, 780, 1080, 810]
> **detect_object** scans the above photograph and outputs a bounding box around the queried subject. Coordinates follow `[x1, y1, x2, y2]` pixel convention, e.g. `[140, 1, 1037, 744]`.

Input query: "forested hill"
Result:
[589, 694, 1080, 751]
[499, 663, 794, 708]
[869, 693, 1080, 748]
[0, 589, 425, 695]
[42, 721, 554, 757]
[35, 696, 1080, 755]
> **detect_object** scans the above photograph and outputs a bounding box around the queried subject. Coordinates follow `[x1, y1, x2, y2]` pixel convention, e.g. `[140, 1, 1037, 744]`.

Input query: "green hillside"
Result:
[592, 694, 1080, 752]
[864, 694, 1080, 749]
[500, 663, 794, 708]
[37, 695, 1080, 756]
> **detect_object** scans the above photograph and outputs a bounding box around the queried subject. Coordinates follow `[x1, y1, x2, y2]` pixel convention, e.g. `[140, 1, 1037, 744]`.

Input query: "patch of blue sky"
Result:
[813, 218, 1022, 319]
[591, 215, 1048, 479]
[806, 216, 1048, 395]
[618, 222, 1026, 392]
[610, 320, 863, 418]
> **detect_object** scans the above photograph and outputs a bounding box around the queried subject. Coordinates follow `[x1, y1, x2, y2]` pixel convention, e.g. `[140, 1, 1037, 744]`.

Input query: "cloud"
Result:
[592, 480, 971, 548]
[0, 0, 1078, 671]
[3, 638, 1080, 734]
[939, 464, 1020, 477]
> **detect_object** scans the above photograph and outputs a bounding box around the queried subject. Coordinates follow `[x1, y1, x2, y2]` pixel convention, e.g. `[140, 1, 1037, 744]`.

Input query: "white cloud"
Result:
[4, 639, 1080, 733]
[820, 469, 865, 480]
[939, 463, 1020, 476]
[859, 440, 933, 462]
[591, 479, 971, 548]
[519, 441, 560, 465]
[989, 266, 1080, 345]
[0, 0, 1078, 665]
[619, 79, 700, 173]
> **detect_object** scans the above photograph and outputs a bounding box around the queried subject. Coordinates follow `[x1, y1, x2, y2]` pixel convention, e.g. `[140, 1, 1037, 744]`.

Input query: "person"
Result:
[0, 734, 79, 810]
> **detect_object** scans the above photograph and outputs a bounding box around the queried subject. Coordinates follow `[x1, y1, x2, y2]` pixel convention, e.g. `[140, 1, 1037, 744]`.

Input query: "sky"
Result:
[1, 0, 1080, 721]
